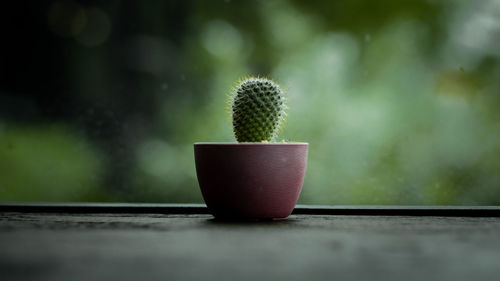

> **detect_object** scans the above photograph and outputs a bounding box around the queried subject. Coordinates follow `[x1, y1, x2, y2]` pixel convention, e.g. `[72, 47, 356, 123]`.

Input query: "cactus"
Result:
[229, 76, 287, 142]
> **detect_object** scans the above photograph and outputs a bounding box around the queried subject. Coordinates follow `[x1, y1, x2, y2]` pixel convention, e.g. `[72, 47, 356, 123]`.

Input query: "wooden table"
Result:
[1, 204, 500, 281]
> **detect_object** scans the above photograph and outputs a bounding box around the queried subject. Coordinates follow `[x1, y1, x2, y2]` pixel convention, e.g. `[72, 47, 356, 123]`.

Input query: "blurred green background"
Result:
[1, 0, 499, 205]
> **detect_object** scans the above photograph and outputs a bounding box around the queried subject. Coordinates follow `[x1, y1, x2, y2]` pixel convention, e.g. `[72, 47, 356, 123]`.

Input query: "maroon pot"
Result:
[194, 142, 308, 220]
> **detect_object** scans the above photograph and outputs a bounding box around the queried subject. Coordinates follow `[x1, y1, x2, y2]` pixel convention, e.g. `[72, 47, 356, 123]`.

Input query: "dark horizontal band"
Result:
[1, 203, 500, 217]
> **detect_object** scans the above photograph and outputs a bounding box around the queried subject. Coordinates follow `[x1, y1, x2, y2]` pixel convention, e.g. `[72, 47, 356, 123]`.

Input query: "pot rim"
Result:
[194, 142, 308, 146]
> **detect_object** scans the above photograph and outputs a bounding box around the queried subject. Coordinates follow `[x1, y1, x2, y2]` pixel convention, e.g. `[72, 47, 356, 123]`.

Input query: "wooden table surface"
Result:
[1, 205, 500, 281]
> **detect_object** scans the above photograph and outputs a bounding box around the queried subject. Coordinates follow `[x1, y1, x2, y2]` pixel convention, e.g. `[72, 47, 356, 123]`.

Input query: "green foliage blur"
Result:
[1, 0, 500, 205]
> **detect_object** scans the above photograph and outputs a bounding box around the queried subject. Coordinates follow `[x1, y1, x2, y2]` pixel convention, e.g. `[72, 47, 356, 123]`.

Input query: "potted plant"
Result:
[194, 76, 308, 220]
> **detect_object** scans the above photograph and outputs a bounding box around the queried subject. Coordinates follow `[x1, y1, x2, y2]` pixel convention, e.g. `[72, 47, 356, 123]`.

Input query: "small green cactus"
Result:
[229, 76, 287, 142]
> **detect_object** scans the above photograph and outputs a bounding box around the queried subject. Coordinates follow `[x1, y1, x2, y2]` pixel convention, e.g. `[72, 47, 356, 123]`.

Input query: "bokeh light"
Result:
[1, 0, 500, 205]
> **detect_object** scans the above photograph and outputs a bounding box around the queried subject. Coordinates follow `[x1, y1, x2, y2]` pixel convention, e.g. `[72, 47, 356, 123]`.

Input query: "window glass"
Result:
[1, 0, 499, 205]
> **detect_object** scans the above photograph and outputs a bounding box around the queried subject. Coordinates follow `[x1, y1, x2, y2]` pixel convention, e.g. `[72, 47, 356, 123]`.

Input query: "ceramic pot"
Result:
[194, 142, 308, 220]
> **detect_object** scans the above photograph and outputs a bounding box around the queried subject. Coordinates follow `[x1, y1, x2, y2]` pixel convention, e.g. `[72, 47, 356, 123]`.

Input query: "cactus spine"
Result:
[230, 76, 287, 142]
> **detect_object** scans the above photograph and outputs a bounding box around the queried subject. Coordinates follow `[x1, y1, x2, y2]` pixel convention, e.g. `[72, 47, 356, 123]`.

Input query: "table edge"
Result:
[1, 203, 499, 217]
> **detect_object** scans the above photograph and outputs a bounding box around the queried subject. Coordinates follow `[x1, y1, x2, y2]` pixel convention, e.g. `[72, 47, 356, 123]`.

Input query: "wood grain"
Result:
[1, 212, 500, 281]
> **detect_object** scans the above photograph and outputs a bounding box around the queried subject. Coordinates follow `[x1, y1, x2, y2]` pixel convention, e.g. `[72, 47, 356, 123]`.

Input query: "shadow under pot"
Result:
[194, 142, 308, 220]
